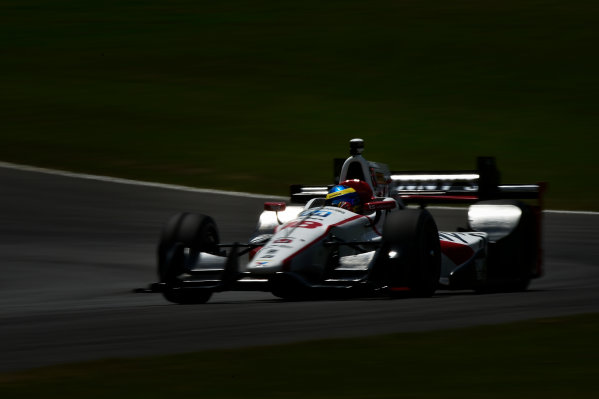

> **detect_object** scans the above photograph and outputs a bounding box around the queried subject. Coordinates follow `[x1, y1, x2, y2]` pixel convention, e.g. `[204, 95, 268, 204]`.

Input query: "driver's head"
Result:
[325, 185, 361, 213]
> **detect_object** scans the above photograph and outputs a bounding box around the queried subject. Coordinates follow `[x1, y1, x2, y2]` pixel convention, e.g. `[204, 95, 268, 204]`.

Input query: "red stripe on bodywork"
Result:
[281, 214, 365, 269]
[365, 214, 383, 236]
[440, 240, 475, 266]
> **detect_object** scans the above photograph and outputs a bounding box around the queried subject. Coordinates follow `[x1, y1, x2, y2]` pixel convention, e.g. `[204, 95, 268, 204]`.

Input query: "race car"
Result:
[152, 138, 545, 304]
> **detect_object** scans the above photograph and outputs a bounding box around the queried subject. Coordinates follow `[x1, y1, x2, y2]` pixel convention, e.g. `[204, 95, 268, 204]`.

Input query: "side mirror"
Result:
[364, 200, 396, 212]
[264, 202, 287, 212]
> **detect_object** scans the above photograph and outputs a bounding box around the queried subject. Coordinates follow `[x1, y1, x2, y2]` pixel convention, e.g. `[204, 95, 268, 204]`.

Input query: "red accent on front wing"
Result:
[249, 247, 261, 261]
[440, 240, 475, 266]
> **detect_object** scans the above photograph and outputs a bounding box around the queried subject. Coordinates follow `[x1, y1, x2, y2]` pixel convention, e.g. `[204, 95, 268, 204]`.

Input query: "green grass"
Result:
[1, 313, 598, 398]
[1, 1, 598, 209]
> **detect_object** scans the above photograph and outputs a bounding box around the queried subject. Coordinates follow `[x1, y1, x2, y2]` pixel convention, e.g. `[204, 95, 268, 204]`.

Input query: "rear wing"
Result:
[391, 157, 546, 206]
[291, 156, 546, 206]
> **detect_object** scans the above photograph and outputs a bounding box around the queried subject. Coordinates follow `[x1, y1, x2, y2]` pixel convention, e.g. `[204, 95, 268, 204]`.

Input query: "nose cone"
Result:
[246, 258, 284, 274]
[246, 244, 291, 274]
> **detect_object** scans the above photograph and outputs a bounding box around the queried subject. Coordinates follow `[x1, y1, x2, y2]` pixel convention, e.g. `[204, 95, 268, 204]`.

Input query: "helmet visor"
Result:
[325, 187, 361, 211]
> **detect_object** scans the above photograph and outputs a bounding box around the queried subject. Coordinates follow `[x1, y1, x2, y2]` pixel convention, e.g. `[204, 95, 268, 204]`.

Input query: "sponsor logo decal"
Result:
[440, 240, 475, 266]
[300, 209, 332, 218]
[439, 232, 486, 243]
[255, 261, 269, 266]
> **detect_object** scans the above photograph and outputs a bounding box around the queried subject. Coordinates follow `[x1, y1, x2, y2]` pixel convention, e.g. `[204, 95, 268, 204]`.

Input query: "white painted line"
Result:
[0, 161, 286, 200]
[544, 209, 599, 216]
[1, 161, 597, 215]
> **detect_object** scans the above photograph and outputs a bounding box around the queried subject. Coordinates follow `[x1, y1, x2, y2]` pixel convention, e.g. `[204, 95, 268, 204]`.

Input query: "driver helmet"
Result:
[339, 179, 374, 205]
[325, 185, 361, 213]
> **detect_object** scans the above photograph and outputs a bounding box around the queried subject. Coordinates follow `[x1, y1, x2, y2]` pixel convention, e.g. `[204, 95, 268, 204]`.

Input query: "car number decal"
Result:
[281, 220, 323, 230]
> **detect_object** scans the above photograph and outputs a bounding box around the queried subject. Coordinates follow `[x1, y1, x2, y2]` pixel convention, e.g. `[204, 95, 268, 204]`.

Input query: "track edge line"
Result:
[1, 161, 595, 214]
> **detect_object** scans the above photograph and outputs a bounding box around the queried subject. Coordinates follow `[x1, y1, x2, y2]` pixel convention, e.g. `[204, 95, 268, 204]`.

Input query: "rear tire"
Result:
[469, 200, 537, 292]
[377, 209, 441, 297]
[157, 213, 219, 304]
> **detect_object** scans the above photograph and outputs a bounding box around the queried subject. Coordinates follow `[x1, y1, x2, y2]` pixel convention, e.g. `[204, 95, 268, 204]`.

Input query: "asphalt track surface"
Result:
[1, 165, 598, 372]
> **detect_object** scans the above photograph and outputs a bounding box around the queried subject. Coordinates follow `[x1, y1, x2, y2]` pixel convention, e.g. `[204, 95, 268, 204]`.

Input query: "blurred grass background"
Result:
[1, 313, 598, 398]
[1, 0, 597, 210]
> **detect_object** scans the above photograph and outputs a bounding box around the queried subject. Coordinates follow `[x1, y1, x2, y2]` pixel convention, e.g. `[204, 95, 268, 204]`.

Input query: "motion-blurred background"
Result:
[2, 0, 597, 209]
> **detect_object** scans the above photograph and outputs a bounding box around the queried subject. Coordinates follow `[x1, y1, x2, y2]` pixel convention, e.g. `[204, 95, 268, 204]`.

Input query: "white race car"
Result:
[152, 139, 545, 304]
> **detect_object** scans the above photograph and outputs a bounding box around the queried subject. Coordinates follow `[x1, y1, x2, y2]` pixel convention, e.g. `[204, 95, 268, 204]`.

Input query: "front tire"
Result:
[377, 209, 441, 297]
[157, 213, 219, 304]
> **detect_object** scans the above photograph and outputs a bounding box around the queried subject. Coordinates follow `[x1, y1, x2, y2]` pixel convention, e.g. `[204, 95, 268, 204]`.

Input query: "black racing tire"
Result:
[157, 213, 219, 304]
[378, 209, 441, 297]
[470, 200, 538, 292]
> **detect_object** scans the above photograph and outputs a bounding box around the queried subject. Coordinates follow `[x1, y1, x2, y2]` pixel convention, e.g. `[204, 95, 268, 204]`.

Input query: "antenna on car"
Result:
[350, 138, 364, 156]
